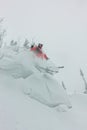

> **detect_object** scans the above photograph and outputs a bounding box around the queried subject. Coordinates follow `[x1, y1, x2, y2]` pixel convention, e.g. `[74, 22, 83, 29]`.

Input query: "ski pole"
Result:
[58, 66, 64, 69]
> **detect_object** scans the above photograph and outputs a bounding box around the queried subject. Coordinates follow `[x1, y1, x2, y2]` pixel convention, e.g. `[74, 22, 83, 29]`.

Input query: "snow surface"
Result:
[0, 75, 87, 130]
[0, 45, 87, 130]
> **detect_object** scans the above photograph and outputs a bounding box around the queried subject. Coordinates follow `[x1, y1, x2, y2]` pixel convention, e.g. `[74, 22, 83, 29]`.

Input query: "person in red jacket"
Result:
[30, 43, 48, 60]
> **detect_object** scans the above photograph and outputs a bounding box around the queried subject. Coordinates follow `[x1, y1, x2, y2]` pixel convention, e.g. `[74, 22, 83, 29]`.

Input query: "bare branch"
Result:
[80, 68, 87, 94]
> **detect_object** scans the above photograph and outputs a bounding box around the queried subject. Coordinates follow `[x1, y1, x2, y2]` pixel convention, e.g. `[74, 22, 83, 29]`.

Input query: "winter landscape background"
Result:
[0, 0, 87, 130]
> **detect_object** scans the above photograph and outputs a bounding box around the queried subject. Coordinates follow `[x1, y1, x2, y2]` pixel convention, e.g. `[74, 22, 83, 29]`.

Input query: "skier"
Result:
[30, 43, 48, 60]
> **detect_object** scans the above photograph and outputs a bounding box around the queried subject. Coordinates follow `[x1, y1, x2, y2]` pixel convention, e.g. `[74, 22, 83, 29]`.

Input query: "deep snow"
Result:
[0, 45, 71, 108]
[0, 45, 87, 130]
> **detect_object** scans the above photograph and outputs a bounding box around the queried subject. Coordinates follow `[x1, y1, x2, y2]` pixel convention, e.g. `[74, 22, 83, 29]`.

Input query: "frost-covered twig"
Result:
[80, 69, 87, 94]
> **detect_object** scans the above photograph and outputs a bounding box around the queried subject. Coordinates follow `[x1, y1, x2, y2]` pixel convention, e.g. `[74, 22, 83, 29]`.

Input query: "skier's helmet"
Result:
[38, 43, 43, 49]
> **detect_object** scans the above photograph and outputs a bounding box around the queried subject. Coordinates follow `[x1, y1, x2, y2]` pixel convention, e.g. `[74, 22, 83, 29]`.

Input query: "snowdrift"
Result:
[0, 45, 72, 108]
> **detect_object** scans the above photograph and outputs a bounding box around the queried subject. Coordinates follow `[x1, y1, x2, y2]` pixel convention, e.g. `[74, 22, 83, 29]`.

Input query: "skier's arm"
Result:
[44, 54, 49, 60]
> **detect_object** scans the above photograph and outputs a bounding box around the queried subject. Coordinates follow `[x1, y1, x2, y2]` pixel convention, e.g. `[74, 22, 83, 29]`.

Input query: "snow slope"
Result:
[0, 75, 87, 130]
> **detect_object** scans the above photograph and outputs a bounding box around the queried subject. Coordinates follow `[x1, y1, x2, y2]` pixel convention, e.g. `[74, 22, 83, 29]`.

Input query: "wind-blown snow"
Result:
[0, 45, 71, 108]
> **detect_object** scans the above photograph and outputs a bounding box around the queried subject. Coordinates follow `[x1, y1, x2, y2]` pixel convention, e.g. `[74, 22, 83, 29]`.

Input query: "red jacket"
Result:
[30, 46, 48, 60]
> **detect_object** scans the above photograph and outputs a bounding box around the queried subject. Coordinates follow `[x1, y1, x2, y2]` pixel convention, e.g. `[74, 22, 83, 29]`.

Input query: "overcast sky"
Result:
[0, 0, 87, 93]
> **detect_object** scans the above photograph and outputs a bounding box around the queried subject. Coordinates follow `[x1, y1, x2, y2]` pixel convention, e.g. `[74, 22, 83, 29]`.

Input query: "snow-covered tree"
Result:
[23, 39, 30, 49]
